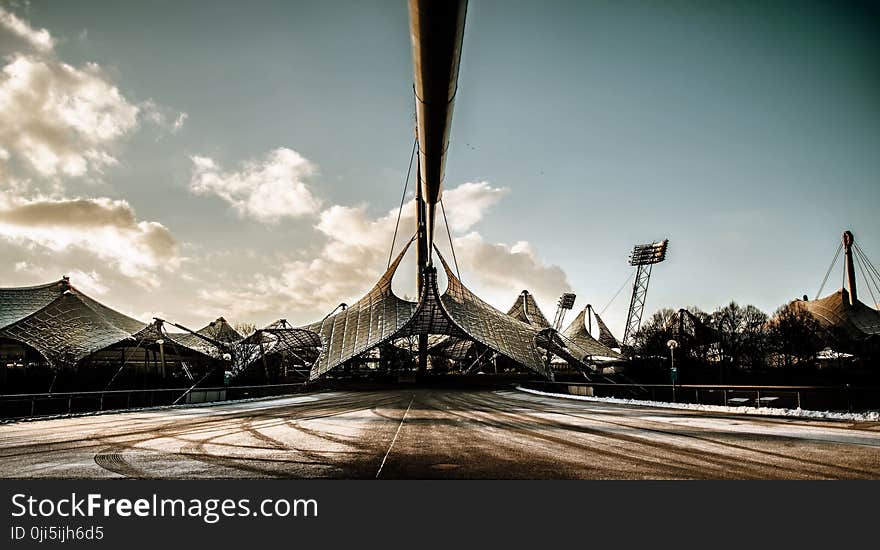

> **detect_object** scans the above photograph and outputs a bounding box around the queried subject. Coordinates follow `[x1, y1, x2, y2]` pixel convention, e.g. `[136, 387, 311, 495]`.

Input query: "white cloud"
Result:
[0, 6, 53, 53]
[8, 260, 109, 296]
[65, 269, 109, 296]
[0, 7, 187, 290]
[452, 232, 572, 308]
[0, 8, 182, 182]
[189, 148, 322, 223]
[172, 112, 188, 132]
[195, 181, 571, 323]
[0, 53, 139, 178]
[141, 100, 188, 134]
[440, 181, 508, 231]
[193, 201, 403, 320]
[0, 192, 180, 284]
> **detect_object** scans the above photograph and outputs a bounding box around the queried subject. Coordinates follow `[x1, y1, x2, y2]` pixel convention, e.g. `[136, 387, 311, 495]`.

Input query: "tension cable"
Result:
[440, 198, 461, 281]
[387, 137, 418, 269]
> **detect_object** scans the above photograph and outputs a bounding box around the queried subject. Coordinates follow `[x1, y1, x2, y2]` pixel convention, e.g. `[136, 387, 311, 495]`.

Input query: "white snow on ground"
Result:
[516, 386, 880, 422]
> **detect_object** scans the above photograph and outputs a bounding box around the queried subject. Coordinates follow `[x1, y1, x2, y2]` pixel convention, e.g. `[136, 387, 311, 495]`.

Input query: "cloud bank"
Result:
[195, 180, 571, 322]
[0, 6, 184, 288]
[0, 192, 179, 283]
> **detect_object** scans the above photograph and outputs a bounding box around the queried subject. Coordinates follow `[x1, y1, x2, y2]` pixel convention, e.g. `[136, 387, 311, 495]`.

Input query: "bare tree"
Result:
[767, 302, 823, 368]
[632, 308, 677, 357]
[710, 302, 768, 371]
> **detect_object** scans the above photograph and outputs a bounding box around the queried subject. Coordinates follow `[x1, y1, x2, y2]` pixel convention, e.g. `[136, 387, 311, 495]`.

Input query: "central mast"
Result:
[415, 154, 429, 374]
[408, 0, 468, 374]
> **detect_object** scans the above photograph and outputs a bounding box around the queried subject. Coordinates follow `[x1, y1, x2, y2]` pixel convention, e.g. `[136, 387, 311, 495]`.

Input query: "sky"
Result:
[0, 0, 878, 337]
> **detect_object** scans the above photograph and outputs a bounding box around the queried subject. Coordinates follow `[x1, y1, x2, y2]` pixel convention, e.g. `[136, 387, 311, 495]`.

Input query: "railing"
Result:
[522, 381, 880, 413]
[0, 382, 310, 420]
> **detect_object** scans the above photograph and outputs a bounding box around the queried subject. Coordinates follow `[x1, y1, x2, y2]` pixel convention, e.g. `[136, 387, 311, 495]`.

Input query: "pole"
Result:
[409, 0, 468, 376]
[669, 343, 677, 402]
[415, 156, 429, 376]
[158, 340, 167, 379]
[409, 0, 468, 259]
[843, 231, 858, 305]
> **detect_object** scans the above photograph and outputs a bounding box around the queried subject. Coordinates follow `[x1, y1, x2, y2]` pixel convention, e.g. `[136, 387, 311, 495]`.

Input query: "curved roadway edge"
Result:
[515, 386, 880, 422]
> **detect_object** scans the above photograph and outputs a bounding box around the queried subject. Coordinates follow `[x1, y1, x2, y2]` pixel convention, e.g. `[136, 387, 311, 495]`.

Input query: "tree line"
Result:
[628, 301, 877, 383]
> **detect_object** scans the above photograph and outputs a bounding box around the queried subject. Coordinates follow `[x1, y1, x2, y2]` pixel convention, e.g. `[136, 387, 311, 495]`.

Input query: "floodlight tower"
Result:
[622, 239, 669, 347]
[552, 293, 577, 331]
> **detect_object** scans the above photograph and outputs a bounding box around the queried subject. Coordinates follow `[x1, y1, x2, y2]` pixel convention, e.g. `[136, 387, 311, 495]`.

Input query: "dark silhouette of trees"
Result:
[628, 295, 874, 383]
[710, 302, 768, 371]
[631, 308, 677, 358]
[767, 302, 824, 367]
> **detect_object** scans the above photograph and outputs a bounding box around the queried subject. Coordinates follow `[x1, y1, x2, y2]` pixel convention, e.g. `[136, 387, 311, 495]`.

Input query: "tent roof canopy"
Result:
[562, 308, 622, 360]
[0, 278, 231, 368]
[799, 289, 880, 339]
[0, 279, 146, 367]
[0, 278, 70, 330]
[506, 290, 551, 329]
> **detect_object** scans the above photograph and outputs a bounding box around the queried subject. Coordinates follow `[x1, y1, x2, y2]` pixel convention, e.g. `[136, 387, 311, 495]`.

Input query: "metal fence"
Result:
[0, 382, 310, 420]
[522, 381, 880, 413]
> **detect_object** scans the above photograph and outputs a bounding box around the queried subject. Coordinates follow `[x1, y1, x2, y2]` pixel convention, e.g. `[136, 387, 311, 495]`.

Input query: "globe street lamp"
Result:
[667, 339, 679, 402]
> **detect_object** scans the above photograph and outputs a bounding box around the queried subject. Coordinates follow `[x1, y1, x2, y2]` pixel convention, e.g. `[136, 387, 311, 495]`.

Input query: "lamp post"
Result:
[667, 339, 679, 402]
[156, 339, 166, 379]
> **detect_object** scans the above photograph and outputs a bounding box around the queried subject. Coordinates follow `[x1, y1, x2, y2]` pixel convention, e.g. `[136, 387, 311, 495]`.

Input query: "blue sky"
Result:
[1, 0, 878, 335]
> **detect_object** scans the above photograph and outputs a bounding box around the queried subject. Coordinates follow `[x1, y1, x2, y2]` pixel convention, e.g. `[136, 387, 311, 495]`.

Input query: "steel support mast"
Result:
[408, 0, 468, 374]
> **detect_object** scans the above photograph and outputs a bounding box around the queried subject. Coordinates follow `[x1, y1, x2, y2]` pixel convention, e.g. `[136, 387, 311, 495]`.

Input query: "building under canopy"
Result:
[424, 290, 559, 373]
[562, 307, 622, 361]
[298, 242, 597, 381]
[171, 317, 243, 359]
[0, 277, 145, 370]
[229, 319, 322, 381]
[0, 278, 233, 391]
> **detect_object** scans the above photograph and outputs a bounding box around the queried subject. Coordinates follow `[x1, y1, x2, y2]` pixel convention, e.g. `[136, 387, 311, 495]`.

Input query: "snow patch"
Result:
[516, 386, 880, 423]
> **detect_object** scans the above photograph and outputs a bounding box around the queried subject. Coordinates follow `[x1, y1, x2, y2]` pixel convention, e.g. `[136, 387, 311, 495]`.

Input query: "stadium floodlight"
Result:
[557, 293, 577, 310]
[629, 239, 669, 266]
